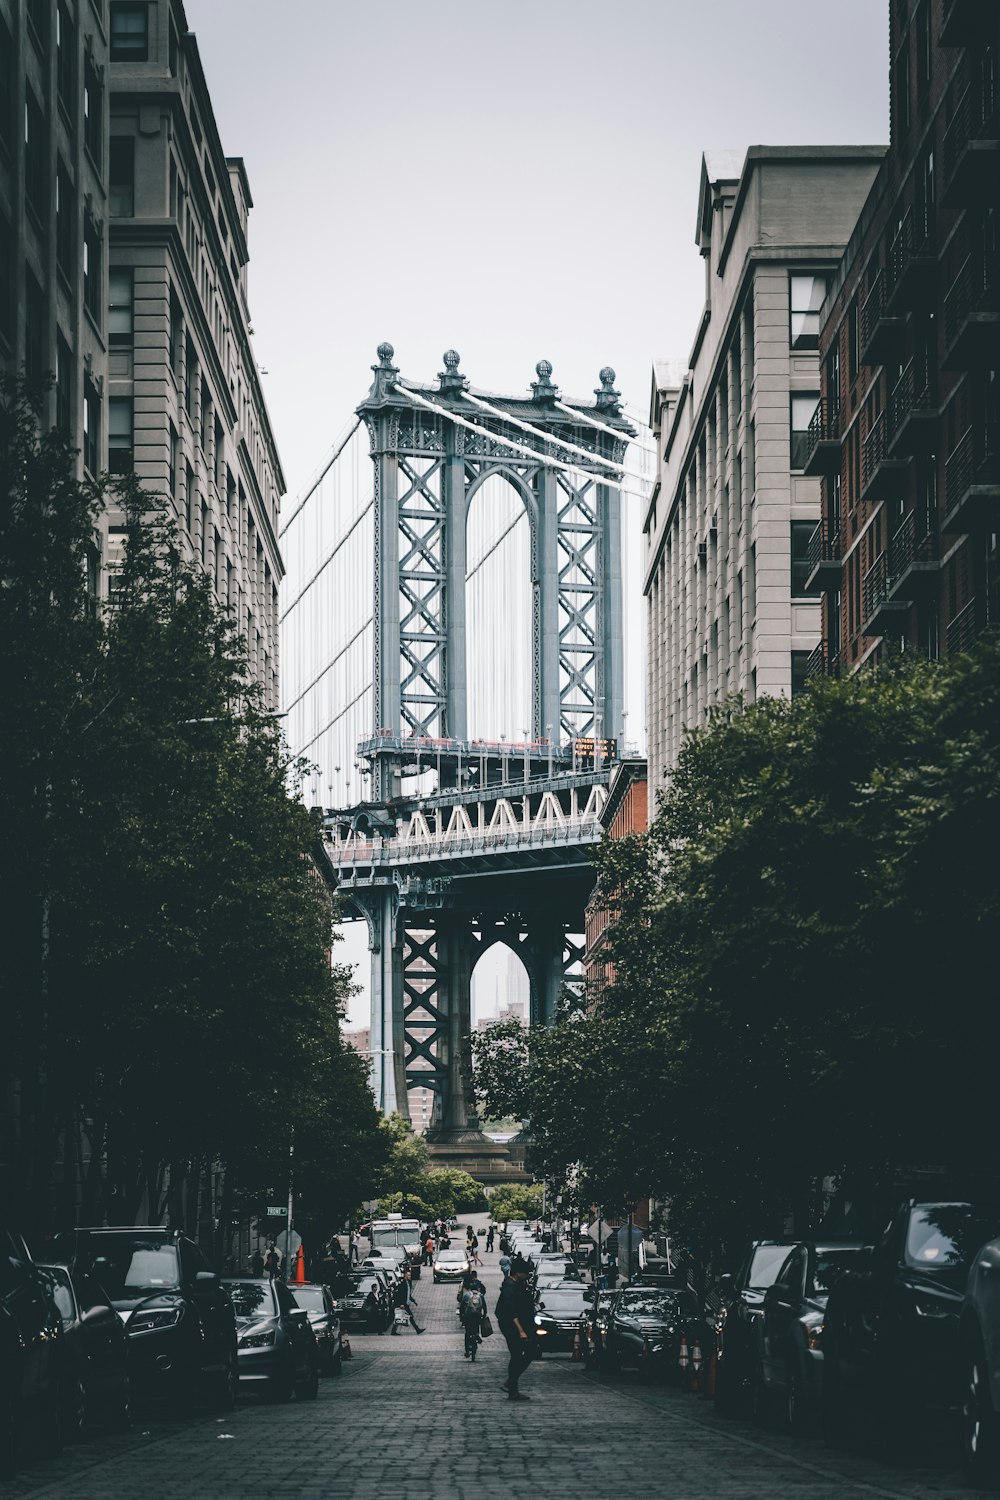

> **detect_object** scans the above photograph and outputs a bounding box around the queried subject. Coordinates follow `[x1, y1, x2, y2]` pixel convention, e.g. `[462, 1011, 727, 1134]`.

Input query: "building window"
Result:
[25, 269, 45, 386]
[916, 0, 931, 91]
[791, 520, 813, 597]
[83, 382, 99, 476]
[109, 137, 134, 216]
[168, 420, 178, 500]
[56, 332, 72, 433]
[789, 274, 828, 351]
[56, 164, 74, 280]
[169, 287, 182, 374]
[825, 341, 841, 413]
[84, 61, 102, 162]
[168, 18, 178, 75]
[26, 0, 48, 49]
[108, 266, 133, 346]
[108, 396, 133, 473]
[790, 394, 820, 470]
[791, 651, 811, 699]
[185, 342, 196, 416]
[25, 91, 47, 223]
[83, 220, 101, 321]
[847, 301, 859, 381]
[56, 3, 74, 112]
[110, 4, 148, 62]
[185, 460, 194, 534]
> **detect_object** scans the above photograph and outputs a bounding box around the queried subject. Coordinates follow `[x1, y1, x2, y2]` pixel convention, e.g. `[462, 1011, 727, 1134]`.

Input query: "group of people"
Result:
[453, 1224, 539, 1401]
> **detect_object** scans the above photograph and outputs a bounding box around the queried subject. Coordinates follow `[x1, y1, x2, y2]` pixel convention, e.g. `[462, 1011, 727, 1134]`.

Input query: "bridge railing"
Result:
[323, 810, 605, 867]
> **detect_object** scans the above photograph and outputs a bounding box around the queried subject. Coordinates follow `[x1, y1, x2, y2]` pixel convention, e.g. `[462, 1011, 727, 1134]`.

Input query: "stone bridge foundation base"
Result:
[424, 1128, 531, 1186]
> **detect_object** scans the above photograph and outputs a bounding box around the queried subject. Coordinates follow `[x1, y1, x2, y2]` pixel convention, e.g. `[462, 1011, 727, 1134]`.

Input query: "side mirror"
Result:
[717, 1273, 734, 1297]
[195, 1270, 218, 1285]
[80, 1303, 112, 1325]
[764, 1283, 784, 1305]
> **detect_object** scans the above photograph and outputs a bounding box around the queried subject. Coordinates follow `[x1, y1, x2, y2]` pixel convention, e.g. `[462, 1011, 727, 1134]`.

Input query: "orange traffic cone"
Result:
[341, 1335, 352, 1361]
[690, 1339, 703, 1393]
[293, 1244, 306, 1284]
[572, 1328, 582, 1362]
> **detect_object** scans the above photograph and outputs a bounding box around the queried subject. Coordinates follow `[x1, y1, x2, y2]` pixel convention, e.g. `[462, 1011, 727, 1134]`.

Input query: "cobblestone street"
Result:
[6, 1238, 981, 1500]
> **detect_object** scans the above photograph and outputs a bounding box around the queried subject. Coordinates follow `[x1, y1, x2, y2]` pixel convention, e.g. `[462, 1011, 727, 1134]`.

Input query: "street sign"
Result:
[266, 1206, 287, 1217]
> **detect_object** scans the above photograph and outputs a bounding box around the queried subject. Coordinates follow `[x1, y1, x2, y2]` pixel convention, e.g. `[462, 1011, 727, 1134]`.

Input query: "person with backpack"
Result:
[458, 1270, 488, 1360]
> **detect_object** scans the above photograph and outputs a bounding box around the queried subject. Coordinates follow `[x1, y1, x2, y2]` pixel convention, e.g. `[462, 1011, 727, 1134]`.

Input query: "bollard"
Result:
[341, 1335, 352, 1361]
[690, 1339, 703, 1393]
[678, 1333, 690, 1384]
[572, 1327, 582, 1362]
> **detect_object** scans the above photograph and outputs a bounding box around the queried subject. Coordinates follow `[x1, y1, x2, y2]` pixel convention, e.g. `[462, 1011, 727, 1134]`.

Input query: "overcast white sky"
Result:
[189, 0, 889, 1027]
[190, 0, 889, 499]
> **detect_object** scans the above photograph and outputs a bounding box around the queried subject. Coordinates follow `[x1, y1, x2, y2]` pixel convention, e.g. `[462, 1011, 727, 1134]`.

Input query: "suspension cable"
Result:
[279, 418, 362, 537]
[460, 391, 626, 474]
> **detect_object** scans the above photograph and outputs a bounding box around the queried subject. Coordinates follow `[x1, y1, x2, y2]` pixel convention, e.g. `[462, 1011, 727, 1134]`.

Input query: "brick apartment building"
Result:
[583, 756, 647, 1004]
[803, 0, 998, 669]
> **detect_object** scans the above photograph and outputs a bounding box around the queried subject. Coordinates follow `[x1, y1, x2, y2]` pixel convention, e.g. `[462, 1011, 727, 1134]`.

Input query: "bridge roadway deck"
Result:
[8, 1222, 977, 1499]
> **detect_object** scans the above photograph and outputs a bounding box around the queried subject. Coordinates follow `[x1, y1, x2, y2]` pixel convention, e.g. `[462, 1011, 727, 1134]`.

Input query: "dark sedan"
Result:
[222, 1277, 318, 1401]
[0, 1227, 66, 1475]
[290, 1283, 343, 1376]
[336, 1273, 391, 1333]
[751, 1240, 865, 1431]
[41, 1265, 131, 1439]
[823, 1200, 1000, 1439]
[713, 1239, 797, 1416]
[533, 1284, 594, 1353]
[606, 1285, 699, 1382]
[584, 1289, 619, 1367]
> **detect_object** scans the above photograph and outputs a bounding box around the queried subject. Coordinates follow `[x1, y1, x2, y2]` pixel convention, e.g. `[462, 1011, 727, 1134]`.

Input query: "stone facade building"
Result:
[804, 0, 999, 671]
[2, 0, 282, 704]
[583, 755, 647, 1005]
[644, 147, 885, 800]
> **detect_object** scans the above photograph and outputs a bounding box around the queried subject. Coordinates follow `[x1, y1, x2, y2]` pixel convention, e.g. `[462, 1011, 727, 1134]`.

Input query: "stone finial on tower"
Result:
[369, 341, 399, 400]
[531, 359, 559, 404]
[438, 349, 468, 395]
[595, 366, 622, 414]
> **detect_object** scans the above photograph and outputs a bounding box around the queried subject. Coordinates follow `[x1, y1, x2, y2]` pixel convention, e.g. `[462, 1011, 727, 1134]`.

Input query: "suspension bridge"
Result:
[281, 345, 644, 1180]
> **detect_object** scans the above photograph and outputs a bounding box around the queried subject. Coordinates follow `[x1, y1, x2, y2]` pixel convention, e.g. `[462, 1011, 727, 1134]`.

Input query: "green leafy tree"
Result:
[488, 1184, 544, 1221]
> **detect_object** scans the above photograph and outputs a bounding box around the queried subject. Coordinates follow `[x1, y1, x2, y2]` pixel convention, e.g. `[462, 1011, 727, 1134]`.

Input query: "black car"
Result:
[222, 1277, 318, 1401]
[750, 1240, 865, 1432]
[71, 1227, 237, 1412]
[823, 1200, 1000, 1435]
[533, 1284, 594, 1353]
[713, 1238, 796, 1416]
[41, 1264, 131, 1439]
[290, 1282, 343, 1376]
[584, 1288, 619, 1367]
[0, 1227, 67, 1475]
[337, 1272, 391, 1333]
[606, 1284, 700, 1382]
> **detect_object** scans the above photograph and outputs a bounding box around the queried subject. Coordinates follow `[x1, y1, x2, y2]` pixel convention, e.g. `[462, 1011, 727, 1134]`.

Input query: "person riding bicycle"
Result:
[458, 1269, 488, 1360]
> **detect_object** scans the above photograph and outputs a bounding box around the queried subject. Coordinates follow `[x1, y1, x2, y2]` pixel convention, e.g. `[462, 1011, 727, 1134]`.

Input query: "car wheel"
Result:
[962, 1339, 1000, 1487]
[750, 1357, 770, 1428]
[268, 1364, 295, 1403]
[212, 1351, 237, 1411]
[0, 1386, 19, 1477]
[295, 1360, 319, 1401]
[63, 1375, 88, 1443]
[330, 1348, 344, 1378]
[433, 1275, 440, 1284]
[109, 1371, 131, 1433]
[787, 1364, 809, 1435]
[714, 1355, 740, 1418]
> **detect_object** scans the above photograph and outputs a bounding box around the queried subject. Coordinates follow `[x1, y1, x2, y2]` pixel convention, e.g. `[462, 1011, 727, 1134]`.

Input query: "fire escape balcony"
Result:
[942, 78, 1000, 209]
[802, 516, 843, 595]
[887, 357, 938, 457]
[943, 423, 1000, 535]
[886, 511, 941, 604]
[886, 205, 937, 313]
[861, 551, 910, 638]
[941, 0, 993, 48]
[860, 410, 909, 506]
[860, 268, 907, 367]
[943, 251, 1000, 369]
[946, 597, 982, 653]
[805, 640, 842, 680]
[802, 397, 843, 476]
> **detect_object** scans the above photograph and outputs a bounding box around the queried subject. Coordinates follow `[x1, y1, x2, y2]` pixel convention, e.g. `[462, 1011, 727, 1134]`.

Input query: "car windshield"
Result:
[351, 1279, 378, 1296]
[905, 1205, 1000, 1271]
[619, 1290, 679, 1316]
[291, 1287, 326, 1312]
[747, 1243, 793, 1291]
[539, 1288, 592, 1309]
[328, 1274, 356, 1297]
[812, 1248, 864, 1293]
[437, 1252, 466, 1263]
[44, 1268, 76, 1324]
[223, 1280, 275, 1319]
[82, 1236, 180, 1296]
[372, 1227, 418, 1249]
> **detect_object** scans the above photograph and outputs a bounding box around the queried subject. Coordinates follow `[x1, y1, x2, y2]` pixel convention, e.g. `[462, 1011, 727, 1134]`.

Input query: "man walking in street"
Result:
[495, 1255, 537, 1401]
[485, 1223, 495, 1253]
[392, 1265, 425, 1334]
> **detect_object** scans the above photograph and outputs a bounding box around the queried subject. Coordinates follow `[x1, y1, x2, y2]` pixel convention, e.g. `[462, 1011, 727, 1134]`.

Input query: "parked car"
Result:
[606, 1284, 700, 1383]
[713, 1239, 797, 1416]
[750, 1240, 866, 1431]
[69, 1227, 237, 1412]
[339, 1271, 391, 1332]
[0, 1226, 67, 1475]
[959, 1230, 1000, 1485]
[289, 1282, 343, 1376]
[433, 1248, 470, 1283]
[584, 1288, 619, 1367]
[823, 1201, 1000, 1438]
[40, 1264, 131, 1439]
[534, 1283, 594, 1354]
[221, 1276, 318, 1401]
